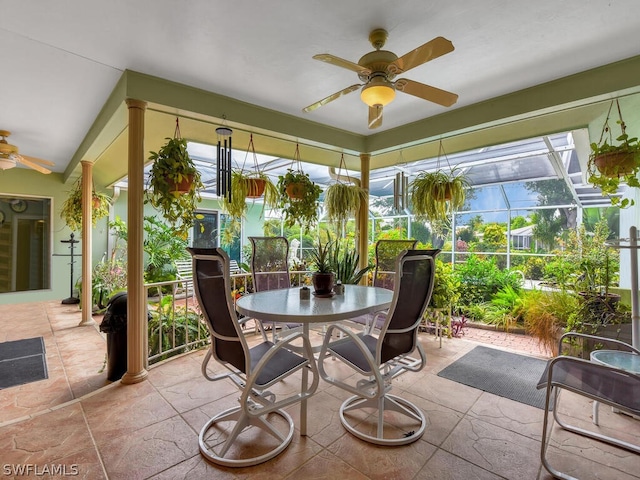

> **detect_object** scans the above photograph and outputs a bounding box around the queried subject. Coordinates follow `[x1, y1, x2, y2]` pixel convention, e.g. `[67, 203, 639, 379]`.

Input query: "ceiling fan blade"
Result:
[313, 54, 372, 76]
[17, 156, 52, 174]
[387, 36, 454, 75]
[21, 154, 55, 166]
[303, 84, 362, 112]
[368, 105, 383, 129]
[395, 78, 458, 107]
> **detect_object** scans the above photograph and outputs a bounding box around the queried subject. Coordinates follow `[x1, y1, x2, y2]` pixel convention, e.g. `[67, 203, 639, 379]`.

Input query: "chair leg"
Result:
[339, 394, 426, 446]
[199, 405, 295, 467]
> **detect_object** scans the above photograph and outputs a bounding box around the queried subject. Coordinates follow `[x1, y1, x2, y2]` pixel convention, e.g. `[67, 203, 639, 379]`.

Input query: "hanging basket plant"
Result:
[409, 141, 469, 232]
[587, 99, 640, 208]
[223, 134, 278, 219]
[60, 177, 112, 232]
[146, 118, 204, 236]
[276, 143, 322, 230]
[324, 154, 367, 226]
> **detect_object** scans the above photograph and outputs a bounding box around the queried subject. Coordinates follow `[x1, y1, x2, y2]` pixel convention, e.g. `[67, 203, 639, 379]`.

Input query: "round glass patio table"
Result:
[590, 350, 640, 373]
[235, 284, 393, 324]
[589, 349, 640, 424]
[236, 284, 393, 436]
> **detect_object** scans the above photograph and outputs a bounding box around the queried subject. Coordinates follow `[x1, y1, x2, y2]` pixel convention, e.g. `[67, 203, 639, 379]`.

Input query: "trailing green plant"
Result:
[587, 99, 640, 207]
[146, 132, 204, 236]
[328, 239, 372, 284]
[409, 168, 469, 231]
[276, 169, 322, 230]
[223, 170, 278, 219]
[60, 178, 112, 231]
[324, 182, 368, 226]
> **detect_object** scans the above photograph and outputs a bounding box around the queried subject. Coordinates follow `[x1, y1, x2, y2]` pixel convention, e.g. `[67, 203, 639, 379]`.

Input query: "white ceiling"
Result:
[1, 0, 640, 176]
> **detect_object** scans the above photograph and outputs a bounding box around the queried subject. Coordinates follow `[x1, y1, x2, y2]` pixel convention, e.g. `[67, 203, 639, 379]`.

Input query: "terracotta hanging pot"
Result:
[593, 151, 637, 178]
[245, 178, 266, 198]
[285, 182, 306, 200]
[166, 174, 194, 195]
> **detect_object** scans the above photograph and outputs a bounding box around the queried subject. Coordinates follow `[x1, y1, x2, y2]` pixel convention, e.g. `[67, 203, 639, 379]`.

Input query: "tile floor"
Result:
[0, 301, 638, 479]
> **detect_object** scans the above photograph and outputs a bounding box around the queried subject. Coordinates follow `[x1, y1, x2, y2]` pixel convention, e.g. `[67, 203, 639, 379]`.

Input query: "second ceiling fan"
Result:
[303, 29, 458, 129]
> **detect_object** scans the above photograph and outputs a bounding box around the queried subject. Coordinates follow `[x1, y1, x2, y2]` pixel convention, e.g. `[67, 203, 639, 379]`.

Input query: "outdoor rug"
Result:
[437, 345, 549, 409]
[0, 337, 48, 389]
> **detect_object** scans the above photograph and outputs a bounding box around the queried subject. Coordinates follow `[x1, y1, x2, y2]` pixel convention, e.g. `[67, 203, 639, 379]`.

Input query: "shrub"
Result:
[454, 255, 522, 306]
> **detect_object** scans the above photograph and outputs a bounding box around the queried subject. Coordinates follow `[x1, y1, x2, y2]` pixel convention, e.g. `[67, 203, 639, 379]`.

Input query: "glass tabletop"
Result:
[590, 350, 640, 374]
[235, 285, 393, 324]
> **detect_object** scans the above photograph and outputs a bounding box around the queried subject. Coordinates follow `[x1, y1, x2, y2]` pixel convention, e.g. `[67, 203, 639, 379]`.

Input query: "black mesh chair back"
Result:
[187, 247, 246, 373]
[373, 239, 417, 289]
[380, 249, 439, 364]
[318, 248, 438, 446]
[250, 236, 291, 292]
[187, 246, 319, 467]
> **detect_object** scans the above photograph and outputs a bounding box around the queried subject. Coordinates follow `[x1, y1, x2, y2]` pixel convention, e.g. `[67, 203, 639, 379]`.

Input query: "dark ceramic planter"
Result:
[312, 272, 335, 295]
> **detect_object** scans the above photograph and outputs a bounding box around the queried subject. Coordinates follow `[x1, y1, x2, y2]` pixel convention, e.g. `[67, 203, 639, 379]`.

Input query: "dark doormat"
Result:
[437, 345, 550, 409]
[0, 337, 48, 389]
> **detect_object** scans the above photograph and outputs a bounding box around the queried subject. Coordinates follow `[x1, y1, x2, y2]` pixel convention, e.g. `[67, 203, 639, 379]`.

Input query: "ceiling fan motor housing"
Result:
[358, 50, 398, 82]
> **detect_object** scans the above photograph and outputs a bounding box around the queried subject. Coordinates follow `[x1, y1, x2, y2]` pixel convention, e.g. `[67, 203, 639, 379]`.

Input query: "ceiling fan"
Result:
[0, 130, 54, 174]
[303, 29, 458, 129]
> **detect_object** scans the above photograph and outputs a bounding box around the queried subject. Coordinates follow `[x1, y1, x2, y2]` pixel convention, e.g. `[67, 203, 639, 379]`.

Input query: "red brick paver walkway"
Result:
[461, 325, 551, 358]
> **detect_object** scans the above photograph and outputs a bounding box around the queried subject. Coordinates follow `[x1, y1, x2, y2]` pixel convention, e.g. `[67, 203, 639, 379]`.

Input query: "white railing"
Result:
[144, 270, 314, 364]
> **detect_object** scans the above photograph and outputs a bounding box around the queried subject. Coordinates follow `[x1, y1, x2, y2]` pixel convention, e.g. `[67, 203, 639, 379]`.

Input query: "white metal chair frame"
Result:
[317, 250, 437, 445]
[537, 331, 640, 480]
[188, 247, 319, 467]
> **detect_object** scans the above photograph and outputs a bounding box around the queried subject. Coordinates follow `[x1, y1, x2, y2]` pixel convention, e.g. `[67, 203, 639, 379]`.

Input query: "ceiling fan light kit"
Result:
[304, 29, 457, 129]
[360, 77, 396, 107]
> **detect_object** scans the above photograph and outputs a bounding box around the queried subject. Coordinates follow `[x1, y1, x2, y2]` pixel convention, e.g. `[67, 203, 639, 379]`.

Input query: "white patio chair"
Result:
[317, 249, 437, 445]
[188, 247, 319, 467]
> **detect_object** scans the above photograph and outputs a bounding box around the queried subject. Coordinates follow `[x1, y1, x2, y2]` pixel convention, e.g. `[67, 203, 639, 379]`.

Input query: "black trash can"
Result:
[100, 292, 128, 381]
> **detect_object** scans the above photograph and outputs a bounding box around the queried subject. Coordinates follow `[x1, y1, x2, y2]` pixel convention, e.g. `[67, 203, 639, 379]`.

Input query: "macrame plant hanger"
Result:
[241, 134, 266, 198]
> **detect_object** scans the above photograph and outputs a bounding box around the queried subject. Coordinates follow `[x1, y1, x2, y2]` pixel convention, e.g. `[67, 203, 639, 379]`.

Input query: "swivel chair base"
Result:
[340, 393, 426, 446]
[199, 405, 295, 467]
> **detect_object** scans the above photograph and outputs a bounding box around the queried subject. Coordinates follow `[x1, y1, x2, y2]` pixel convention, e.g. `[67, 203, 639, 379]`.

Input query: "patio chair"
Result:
[187, 247, 319, 467]
[249, 236, 301, 341]
[537, 332, 640, 479]
[317, 249, 437, 445]
[348, 239, 419, 334]
[373, 239, 418, 289]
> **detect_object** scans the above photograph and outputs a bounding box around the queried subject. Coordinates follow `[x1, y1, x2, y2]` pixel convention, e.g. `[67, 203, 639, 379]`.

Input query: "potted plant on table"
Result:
[60, 177, 112, 231]
[587, 100, 640, 208]
[277, 169, 322, 230]
[310, 240, 335, 296]
[146, 122, 204, 236]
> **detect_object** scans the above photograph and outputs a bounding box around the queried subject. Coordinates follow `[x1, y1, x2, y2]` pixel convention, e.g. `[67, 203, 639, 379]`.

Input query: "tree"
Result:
[481, 223, 507, 250]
